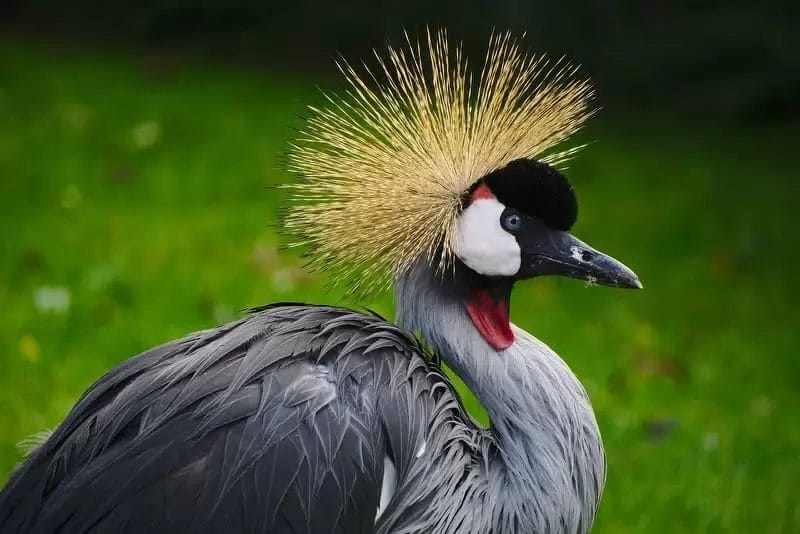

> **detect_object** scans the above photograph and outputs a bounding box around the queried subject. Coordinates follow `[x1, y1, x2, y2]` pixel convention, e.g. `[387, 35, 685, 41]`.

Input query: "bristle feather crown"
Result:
[284, 29, 594, 296]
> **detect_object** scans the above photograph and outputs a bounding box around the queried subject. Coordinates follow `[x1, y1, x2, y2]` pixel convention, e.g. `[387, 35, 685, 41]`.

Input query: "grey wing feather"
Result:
[0, 304, 440, 534]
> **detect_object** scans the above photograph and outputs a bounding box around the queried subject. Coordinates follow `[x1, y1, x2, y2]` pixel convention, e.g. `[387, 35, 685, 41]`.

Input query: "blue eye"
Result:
[501, 210, 522, 232]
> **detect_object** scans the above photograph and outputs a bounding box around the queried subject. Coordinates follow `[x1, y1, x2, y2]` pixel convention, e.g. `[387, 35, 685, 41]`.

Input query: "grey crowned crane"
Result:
[0, 31, 641, 533]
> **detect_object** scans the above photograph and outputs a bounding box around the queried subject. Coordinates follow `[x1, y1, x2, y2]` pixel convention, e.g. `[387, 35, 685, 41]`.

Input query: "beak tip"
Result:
[632, 277, 644, 289]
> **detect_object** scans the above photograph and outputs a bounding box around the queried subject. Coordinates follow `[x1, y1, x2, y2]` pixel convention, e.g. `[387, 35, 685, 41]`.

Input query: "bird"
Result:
[0, 30, 641, 534]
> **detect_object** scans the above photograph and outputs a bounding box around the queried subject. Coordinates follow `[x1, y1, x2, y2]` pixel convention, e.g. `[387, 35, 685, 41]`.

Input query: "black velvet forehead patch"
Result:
[478, 158, 578, 231]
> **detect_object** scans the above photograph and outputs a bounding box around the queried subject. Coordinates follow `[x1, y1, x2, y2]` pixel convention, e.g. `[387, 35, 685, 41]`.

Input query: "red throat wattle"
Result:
[465, 289, 514, 350]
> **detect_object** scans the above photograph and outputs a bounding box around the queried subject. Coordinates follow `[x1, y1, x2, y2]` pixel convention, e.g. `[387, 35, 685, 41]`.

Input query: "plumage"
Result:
[1, 277, 606, 534]
[1, 28, 641, 534]
[285, 29, 593, 296]
[1, 306, 426, 532]
[482, 158, 579, 232]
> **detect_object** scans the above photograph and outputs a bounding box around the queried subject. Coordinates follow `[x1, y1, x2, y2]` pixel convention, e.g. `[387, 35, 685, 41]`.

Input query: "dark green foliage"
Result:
[2, 1, 799, 119]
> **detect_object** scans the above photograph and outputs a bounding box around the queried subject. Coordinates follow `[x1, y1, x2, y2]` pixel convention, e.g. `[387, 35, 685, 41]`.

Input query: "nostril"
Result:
[570, 246, 594, 262]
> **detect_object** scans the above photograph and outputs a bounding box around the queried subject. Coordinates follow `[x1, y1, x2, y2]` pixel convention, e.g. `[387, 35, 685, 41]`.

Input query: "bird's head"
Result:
[452, 158, 640, 348]
[455, 158, 640, 288]
[285, 30, 640, 348]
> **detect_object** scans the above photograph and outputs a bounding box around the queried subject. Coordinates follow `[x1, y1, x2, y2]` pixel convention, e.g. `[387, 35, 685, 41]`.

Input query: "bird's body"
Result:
[1, 30, 640, 533]
[1, 263, 603, 533]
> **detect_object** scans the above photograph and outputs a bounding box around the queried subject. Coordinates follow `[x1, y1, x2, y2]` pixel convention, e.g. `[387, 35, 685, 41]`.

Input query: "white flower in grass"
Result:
[34, 286, 71, 314]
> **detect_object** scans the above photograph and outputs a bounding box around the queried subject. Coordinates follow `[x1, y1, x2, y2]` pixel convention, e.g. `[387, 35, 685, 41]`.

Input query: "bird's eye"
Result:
[501, 210, 522, 233]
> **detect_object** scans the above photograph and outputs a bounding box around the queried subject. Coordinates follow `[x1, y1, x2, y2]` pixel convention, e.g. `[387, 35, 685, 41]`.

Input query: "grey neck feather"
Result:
[394, 261, 605, 532]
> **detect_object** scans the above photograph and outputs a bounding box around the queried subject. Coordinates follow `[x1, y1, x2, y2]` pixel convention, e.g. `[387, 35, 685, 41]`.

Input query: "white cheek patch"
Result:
[454, 198, 521, 276]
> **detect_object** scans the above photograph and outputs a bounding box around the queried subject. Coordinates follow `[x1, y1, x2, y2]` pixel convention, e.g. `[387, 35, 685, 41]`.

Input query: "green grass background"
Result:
[1, 38, 798, 532]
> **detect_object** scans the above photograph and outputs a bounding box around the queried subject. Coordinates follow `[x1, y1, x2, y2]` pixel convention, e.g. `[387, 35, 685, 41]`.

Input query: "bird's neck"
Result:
[394, 262, 604, 530]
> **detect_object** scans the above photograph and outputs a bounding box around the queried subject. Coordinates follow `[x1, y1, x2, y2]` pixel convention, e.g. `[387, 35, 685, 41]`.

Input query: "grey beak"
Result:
[518, 230, 642, 289]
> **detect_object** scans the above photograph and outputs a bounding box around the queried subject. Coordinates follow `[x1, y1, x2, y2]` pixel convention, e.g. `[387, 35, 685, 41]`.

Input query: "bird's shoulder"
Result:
[0, 303, 447, 533]
[66, 302, 434, 431]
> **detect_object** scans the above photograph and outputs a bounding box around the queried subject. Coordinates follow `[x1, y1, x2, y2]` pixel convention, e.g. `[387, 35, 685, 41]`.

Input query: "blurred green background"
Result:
[1, 2, 798, 532]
